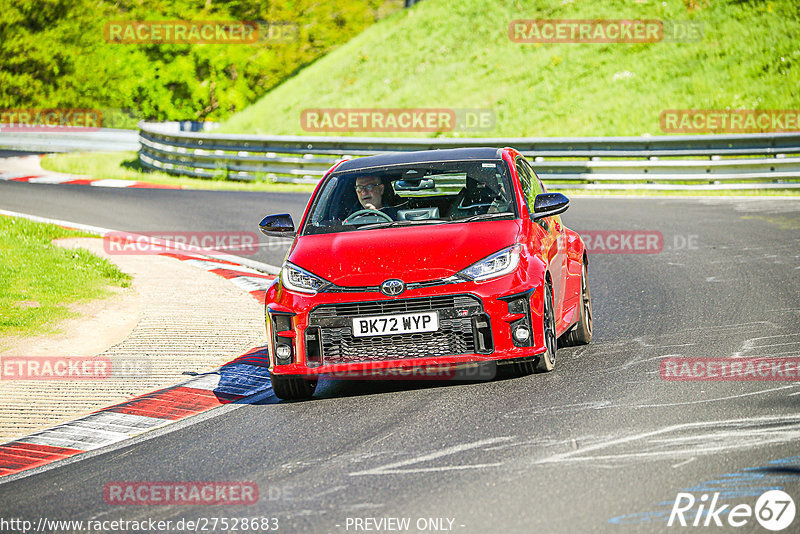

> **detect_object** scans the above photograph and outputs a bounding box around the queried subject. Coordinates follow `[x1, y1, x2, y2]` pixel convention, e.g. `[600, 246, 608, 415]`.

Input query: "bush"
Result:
[0, 0, 402, 123]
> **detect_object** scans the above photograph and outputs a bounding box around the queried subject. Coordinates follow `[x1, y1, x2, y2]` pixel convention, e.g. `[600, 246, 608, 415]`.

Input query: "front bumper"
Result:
[265, 273, 547, 378]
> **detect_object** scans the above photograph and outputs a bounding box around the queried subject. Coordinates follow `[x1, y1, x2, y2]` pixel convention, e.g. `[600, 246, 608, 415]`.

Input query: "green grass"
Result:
[41, 152, 317, 193]
[0, 216, 132, 340]
[220, 0, 800, 138]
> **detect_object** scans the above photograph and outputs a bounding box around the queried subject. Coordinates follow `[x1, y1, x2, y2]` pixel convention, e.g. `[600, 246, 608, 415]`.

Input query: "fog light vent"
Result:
[472, 313, 494, 354]
[508, 297, 527, 314]
[305, 326, 322, 367]
[273, 314, 292, 333]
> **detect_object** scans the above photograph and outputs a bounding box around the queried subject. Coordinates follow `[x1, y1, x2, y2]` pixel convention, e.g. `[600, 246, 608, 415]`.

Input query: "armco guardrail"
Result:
[138, 122, 800, 189]
[0, 129, 139, 153]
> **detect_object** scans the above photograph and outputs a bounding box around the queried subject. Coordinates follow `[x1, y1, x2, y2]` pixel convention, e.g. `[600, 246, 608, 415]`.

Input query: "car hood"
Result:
[288, 220, 522, 286]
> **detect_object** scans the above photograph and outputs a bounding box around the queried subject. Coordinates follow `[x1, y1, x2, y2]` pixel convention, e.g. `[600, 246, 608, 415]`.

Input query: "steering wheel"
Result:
[343, 209, 393, 225]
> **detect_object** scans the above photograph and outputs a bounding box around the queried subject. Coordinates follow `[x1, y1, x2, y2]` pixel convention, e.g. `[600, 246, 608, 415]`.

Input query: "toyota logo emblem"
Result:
[380, 279, 406, 296]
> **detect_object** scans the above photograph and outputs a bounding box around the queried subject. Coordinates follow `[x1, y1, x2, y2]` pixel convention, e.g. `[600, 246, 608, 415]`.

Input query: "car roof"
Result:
[332, 147, 506, 173]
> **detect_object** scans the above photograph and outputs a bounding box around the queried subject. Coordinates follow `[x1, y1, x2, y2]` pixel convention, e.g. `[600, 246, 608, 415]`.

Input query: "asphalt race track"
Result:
[1, 180, 800, 533]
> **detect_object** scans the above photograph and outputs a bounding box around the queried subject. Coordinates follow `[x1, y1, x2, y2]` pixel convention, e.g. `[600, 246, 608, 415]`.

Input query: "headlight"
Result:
[458, 244, 521, 281]
[281, 262, 330, 294]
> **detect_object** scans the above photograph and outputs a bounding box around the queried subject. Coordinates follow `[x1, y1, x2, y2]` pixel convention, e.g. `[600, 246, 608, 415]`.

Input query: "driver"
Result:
[354, 176, 399, 219]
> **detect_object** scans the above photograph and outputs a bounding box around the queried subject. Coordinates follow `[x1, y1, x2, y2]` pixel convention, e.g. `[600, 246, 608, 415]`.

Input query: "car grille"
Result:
[310, 295, 478, 318]
[321, 275, 462, 293]
[308, 295, 484, 363]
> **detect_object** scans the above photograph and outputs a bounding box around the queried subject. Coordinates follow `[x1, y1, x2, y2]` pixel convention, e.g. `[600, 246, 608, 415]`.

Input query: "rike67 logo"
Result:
[668, 490, 796, 530]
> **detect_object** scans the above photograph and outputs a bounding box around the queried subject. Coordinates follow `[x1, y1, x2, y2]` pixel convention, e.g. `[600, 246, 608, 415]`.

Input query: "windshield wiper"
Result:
[352, 212, 513, 230]
[447, 212, 514, 224]
[356, 219, 446, 230]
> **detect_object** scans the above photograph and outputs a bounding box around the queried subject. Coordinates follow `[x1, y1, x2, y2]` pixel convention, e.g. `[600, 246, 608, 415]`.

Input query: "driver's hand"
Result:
[362, 202, 378, 210]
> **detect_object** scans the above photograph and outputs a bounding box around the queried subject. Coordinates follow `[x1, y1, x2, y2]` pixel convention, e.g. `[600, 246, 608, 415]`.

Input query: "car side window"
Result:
[516, 156, 552, 231]
[521, 158, 544, 197]
[515, 158, 534, 210]
[516, 156, 545, 209]
[522, 158, 546, 195]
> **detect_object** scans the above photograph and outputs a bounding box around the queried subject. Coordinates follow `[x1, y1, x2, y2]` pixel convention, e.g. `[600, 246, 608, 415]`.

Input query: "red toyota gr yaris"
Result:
[259, 147, 592, 400]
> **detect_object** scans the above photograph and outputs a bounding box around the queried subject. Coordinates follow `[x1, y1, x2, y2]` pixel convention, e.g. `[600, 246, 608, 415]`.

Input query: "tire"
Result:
[534, 278, 557, 373]
[560, 260, 593, 347]
[271, 374, 317, 400]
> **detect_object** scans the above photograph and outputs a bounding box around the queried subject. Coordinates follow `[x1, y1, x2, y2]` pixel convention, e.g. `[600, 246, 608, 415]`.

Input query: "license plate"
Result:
[352, 311, 439, 337]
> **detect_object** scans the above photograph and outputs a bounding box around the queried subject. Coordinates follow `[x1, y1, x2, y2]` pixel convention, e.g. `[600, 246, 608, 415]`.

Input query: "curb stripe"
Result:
[2, 174, 180, 189]
[229, 276, 274, 293]
[17, 427, 130, 451]
[0, 212, 281, 481]
[184, 260, 269, 276]
[210, 267, 273, 280]
[107, 386, 243, 420]
[0, 353, 275, 478]
[89, 179, 142, 188]
[1, 442, 83, 459]
[27, 175, 74, 184]
[249, 290, 268, 305]
[159, 252, 243, 266]
[0, 156, 181, 189]
[0, 443, 83, 474]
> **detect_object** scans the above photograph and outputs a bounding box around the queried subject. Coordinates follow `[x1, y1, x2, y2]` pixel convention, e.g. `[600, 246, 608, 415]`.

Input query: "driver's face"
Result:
[355, 177, 384, 210]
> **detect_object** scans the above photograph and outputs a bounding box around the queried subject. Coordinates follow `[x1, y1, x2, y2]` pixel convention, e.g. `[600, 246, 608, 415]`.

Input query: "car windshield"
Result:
[302, 159, 516, 235]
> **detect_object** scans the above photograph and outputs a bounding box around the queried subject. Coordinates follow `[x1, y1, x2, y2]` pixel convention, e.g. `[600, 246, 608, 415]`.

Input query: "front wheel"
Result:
[271, 374, 317, 400]
[534, 279, 557, 373]
[560, 260, 592, 347]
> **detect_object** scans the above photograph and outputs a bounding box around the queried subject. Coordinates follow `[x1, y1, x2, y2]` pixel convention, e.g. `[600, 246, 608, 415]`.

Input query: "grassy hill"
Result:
[220, 0, 800, 137]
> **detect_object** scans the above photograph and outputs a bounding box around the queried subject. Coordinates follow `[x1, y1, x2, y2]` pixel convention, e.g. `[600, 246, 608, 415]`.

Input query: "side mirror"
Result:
[259, 214, 295, 237]
[532, 193, 569, 220]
